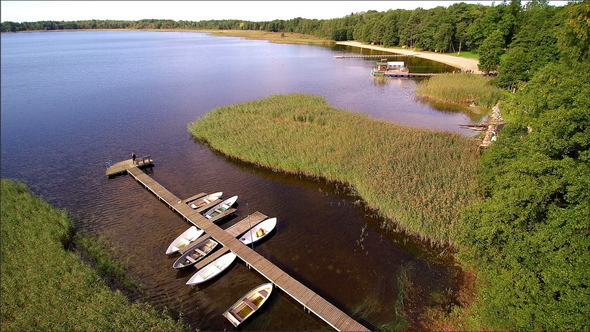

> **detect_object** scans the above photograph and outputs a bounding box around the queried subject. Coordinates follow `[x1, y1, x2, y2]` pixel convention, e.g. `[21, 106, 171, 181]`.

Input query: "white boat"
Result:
[203, 195, 238, 219]
[186, 252, 237, 286]
[187, 192, 222, 209]
[165, 226, 204, 255]
[172, 238, 219, 269]
[239, 217, 277, 246]
[222, 283, 273, 327]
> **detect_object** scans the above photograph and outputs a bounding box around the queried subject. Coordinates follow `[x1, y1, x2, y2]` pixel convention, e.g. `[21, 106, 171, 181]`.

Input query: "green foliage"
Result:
[189, 94, 479, 244]
[0, 179, 188, 331]
[458, 62, 590, 330]
[497, 2, 559, 89]
[0, 2, 565, 56]
[557, 1, 590, 64]
[416, 73, 503, 107]
[478, 30, 505, 74]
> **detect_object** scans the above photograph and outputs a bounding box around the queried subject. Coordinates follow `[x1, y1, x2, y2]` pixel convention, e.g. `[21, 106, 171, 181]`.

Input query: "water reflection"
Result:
[2, 31, 471, 330]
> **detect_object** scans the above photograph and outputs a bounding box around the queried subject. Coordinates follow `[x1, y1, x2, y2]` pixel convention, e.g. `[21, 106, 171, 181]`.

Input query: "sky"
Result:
[0, 1, 567, 23]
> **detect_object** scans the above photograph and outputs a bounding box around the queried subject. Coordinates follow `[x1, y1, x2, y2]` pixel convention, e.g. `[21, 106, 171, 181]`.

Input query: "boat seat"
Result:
[229, 309, 244, 322]
[258, 289, 269, 297]
[243, 298, 259, 310]
[186, 256, 196, 263]
[194, 248, 206, 256]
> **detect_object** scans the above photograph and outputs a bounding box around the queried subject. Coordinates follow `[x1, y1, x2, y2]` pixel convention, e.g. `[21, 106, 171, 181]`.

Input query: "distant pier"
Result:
[334, 53, 418, 58]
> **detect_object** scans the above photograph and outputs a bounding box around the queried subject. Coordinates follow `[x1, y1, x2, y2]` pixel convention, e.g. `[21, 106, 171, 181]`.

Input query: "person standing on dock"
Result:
[131, 152, 136, 165]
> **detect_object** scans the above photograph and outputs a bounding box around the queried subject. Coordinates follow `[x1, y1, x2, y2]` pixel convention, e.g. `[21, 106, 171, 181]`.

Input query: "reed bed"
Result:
[417, 73, 503, 108]
[189, 94, 480, 244]
[1, 179, 187, 331]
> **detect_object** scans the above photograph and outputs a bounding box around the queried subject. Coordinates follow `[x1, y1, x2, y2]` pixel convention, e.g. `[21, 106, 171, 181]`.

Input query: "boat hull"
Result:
[203, 195, 238, 219]
[222, 283, 273, 327]
[172, 238, 218, 269]
[187, 192, 222, 209]
[186, 252, 237, 286]
[166, 226, 204, 255]
[239, 218, 277, 246]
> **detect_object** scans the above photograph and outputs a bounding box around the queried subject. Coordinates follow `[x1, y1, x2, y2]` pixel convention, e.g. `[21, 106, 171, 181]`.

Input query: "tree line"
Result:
[2, 1, 588, 330]
[458, 1, 589, 330]
[0, 1, 567, 53]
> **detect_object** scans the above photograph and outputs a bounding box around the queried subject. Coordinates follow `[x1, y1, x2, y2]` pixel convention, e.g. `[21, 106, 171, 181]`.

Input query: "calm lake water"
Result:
[1, 31, 477, 330]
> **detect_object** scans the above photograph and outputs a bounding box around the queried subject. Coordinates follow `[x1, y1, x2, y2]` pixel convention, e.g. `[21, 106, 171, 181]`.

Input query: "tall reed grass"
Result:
[417, 73, 503, 108]
[189, 94, 480, 244]
[1, 179, 188, 331]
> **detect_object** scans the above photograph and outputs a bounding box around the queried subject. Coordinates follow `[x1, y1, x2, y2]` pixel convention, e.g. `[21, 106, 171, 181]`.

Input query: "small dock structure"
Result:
[334, 53, 418, 58]
[111, 161, 369, 331]
[106, 155, 153, 177]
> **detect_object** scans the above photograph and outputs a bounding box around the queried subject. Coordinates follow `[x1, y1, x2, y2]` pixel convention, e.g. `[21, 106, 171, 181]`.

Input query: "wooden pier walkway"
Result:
[106, 155, 153, 177]
[112, 162, 369, 331]
[334, 53, 418, 58]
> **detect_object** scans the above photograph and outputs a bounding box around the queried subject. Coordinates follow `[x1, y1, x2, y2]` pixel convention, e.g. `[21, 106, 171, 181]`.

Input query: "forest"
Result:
[2, 0, 588, 330]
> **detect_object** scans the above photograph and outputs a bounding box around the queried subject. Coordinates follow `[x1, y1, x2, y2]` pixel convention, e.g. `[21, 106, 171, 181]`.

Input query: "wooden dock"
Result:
[373, 72, 441, 78]
[334, 53, 418, 58]
[106, 156, 153, 177]
[118, 164, 369, 331]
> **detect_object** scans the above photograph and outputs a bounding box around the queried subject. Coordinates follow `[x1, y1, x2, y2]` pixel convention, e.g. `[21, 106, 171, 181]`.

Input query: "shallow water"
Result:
[2, 30, 473, 330]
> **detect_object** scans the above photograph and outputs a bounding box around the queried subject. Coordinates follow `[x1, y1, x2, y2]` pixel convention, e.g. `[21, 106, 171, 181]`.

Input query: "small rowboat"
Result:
[239, 218, 277, 246]
[186, 252, 237, 286]
[203, 195, 238, 220]
[187, 192, 222, 209]
[222, 283, 273, 327]
[165, 226, 204, 255]
[172, 237, 218, 269]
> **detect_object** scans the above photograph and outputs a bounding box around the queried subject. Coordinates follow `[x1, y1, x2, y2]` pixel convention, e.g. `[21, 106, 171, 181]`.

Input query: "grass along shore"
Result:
[1, 179, 188, 331]
[416, 73, 504, 109]
[198, 29, 335, 45]
[190, 94, 480, 244]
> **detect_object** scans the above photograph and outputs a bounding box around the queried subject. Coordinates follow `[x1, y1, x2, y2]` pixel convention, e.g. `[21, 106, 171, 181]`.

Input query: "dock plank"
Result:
[193, 247, 231, 270]
[225, 211, 268, 237]
[125, 166, 369, 331]
[182, 192, 207, 204]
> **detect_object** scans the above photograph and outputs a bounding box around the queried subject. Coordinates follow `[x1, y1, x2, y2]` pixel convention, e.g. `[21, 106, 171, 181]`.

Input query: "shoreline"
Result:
[4, 29, 479, 73]
[336, 41, 482, 74]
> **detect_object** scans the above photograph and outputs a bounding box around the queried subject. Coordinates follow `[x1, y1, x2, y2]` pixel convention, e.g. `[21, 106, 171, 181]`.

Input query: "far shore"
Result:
[4, 28, 480, 72]
[336, 41, 482, 74]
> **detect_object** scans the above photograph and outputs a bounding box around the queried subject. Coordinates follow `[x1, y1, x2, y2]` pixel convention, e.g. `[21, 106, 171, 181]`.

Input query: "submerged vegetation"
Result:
[190, 93, 479, 244]
[0, 179, 188, 331]
[416, 73, 503, 108]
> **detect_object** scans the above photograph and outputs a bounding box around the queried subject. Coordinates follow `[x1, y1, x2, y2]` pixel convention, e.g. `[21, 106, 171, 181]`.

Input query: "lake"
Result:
[1, 30, 475, 330]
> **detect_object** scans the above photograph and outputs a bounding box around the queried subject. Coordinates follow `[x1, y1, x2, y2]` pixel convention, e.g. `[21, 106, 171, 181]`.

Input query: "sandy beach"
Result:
[336, 41, 481, 74]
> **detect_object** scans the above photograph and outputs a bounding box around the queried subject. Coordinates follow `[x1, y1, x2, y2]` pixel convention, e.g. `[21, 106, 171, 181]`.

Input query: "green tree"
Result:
[459, 61, 590, 330]
[478, 29, 505, 74]
[557, 1, 590, 63]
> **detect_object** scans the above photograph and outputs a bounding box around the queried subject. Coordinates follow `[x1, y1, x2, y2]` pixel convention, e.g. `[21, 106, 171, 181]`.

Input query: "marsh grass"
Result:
[75, 231, 146, 299]
[1, 179, 188, 331]
[417, 73, 503, 108]
[189, 94, 479, 244]
[200, 29, 334, 45]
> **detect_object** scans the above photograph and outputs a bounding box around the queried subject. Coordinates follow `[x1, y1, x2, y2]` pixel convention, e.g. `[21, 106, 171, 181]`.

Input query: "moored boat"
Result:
[372, 60, 410, 77]
[186, 252, 237, 286]
[239, 217, 277, 246]
[187, 192, 222, 209]
[202, 195, 238, 220]
[222, 283, 273, 327]
[172, 237, 219, 269]
[165, 226, 204, 255]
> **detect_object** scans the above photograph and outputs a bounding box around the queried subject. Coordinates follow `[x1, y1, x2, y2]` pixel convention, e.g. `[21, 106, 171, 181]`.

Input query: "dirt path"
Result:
[336, 41, 482, 74]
